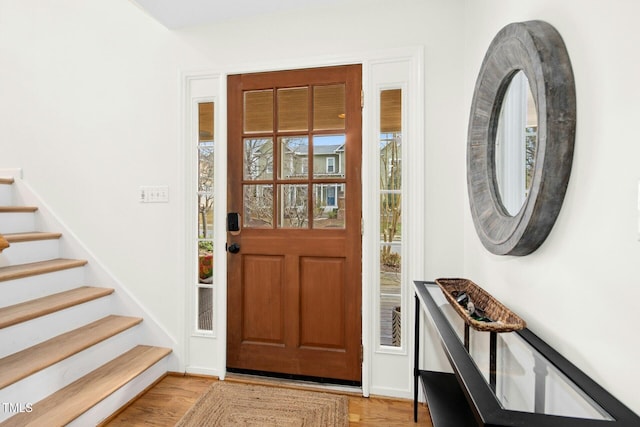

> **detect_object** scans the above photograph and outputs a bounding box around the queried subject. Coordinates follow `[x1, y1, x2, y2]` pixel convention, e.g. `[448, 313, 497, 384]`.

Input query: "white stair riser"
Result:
[0, 268, 86, 309]
[0, 212, 36, 234]
[69, 356, 170, 426]
[0, 185, 13, 206]
[0, 295, 114, 359]
[0, 239, 60, 266]
[0, 326, 144, 422]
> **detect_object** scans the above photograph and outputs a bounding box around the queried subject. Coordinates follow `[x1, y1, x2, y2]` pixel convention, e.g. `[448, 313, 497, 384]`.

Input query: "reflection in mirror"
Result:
[495, 71, 538, 216]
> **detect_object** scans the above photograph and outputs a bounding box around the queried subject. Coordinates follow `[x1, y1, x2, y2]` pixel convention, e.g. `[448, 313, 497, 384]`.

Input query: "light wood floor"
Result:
[103, 373, 432, 426]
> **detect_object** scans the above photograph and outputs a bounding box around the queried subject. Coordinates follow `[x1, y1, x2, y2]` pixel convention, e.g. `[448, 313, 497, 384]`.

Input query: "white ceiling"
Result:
[130, 0, 346, 29]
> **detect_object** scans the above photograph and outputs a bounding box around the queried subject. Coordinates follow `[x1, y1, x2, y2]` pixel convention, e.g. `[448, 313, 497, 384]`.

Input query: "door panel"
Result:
[227, 65, 362, 382]
[242, 255, 284, 345]
[299, 256, 346, 349]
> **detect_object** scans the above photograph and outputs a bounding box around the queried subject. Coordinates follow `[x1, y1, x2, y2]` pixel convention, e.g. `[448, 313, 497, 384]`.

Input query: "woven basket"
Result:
[435, 278, 526, 332]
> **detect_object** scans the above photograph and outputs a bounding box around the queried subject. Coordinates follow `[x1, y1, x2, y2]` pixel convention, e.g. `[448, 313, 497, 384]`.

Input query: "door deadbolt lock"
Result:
[227, 212, 240, 232]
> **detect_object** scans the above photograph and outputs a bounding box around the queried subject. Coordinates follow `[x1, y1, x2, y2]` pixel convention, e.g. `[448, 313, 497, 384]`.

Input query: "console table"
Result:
[413, 280, 640, 426]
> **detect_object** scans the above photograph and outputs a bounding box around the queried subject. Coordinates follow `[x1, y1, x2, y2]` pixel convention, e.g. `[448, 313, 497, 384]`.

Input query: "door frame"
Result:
[182, 47, 424, 398]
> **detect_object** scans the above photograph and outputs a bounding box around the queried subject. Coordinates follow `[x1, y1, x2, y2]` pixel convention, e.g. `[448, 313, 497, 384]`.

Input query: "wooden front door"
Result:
[227, 65, 362, 382]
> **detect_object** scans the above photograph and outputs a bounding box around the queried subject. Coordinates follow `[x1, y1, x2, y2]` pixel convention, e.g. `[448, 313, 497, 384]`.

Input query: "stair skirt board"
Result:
[0, 326, 144, 420]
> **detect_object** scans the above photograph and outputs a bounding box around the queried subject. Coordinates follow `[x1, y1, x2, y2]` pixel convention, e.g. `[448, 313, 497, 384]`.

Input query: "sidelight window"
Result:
[197, 101, 214, 332]
[379, 89, 403, 347]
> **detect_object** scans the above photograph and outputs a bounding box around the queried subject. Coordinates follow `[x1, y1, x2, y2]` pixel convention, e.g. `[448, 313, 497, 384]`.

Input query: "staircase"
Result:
[0, 175, 174, 426]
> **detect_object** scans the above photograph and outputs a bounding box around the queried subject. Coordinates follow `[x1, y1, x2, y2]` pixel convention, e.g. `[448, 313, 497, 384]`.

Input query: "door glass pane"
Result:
[198, 241, 213, 283]
[278, 87, 309, 131]
[380, 282, 401, 346]
[244, 89, 273, 133]
[243, 184, 273, 228]
[313, 134, 345, 178]
[379, 89, 402, 348]
[198, 145, 214, 193]
[313, 84, 346, 130]
[198, 146, 214, 239]
[197, 287, 213, 331]
[243, 138, 273, 180]
[279, 136, 308, 179]
[198, 202, 213, 239]
[278, 184, 308, 228]
[313, 184, 345, 229]
[380, 192, 402, 240]
[381, 88, 402, 133]
[199, 102, 214, 141]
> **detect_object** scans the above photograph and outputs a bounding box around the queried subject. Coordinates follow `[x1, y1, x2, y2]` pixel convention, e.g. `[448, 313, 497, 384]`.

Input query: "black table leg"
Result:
[414, 293, 420, 422]
[489, 331, 497, 392]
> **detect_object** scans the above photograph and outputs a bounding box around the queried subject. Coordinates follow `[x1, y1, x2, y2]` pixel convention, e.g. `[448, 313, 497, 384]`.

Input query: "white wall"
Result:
[462, 0, 640, 415]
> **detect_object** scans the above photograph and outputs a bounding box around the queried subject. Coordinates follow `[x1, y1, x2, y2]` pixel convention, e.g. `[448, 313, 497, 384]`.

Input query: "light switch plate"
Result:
[139, 185, 169, 203]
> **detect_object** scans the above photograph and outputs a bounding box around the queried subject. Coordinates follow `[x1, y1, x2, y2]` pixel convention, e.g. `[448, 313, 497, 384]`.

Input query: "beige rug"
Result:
[176, 381, 349, 426]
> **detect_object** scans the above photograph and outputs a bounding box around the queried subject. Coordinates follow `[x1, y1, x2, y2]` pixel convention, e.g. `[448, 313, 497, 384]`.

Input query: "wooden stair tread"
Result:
[3, 232, 62, 243]
[0, 286, 113, 330]
[0, 315, 142, 389]
[0, 345, 172, 427]
[0, 206, 38, 213]
[0, 178, 14, 185]
[0, 258, 87, 282]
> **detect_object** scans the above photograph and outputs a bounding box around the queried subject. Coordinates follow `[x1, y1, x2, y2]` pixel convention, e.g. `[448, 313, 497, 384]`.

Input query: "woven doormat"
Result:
[176, 381, 349, 426]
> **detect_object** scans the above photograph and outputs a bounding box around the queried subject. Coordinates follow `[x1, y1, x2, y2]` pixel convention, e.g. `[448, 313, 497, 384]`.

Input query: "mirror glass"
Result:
[494, 71, 538, 215]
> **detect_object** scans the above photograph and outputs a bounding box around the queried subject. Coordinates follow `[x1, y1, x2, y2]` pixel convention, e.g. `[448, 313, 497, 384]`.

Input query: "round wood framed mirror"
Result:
[467, 21, 576, 255]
